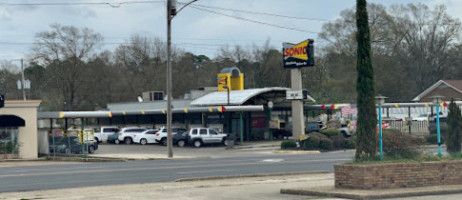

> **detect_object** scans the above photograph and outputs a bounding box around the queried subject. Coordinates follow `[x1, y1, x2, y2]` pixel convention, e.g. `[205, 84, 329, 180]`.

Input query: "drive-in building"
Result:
[0, 100, 41, 159]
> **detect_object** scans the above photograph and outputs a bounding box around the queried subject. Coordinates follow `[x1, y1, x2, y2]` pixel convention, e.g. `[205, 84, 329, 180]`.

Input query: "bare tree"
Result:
[387, 4, 461, 92]
[31, 24, 103, 110]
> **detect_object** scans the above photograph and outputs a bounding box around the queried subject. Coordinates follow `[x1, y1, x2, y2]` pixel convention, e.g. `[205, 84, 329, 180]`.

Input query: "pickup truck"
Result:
[186, 127, 229, 148]
[94, 126, 119, 143]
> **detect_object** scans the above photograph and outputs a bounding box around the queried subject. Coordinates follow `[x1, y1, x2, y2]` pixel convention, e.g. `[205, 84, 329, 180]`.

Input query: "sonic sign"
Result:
[283, 39, 314, 68]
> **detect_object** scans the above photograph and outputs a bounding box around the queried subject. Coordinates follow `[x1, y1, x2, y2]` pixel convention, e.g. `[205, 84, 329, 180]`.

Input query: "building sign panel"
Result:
[283, 39, 314, 68]
[286, 90, 303, 100]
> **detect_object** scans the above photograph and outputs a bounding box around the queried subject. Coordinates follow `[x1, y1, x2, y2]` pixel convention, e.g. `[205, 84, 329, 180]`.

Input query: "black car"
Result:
[272, 129, 292, 140]
[49, 136, 98, 154]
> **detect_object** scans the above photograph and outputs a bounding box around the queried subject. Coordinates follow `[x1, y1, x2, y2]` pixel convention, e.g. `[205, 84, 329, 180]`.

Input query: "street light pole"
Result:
[436, 103, 442, 157]
[432, 95, 444, 157]
[166, 0, 197, 158]
[268, 101, 273, 141]
[375, 94, 387, 160]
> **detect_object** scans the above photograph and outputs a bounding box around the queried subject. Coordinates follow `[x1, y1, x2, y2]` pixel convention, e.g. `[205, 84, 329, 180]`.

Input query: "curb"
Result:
[45, 156, 127, 162]
[0, 157, 47, 162]
[175, 171, 329, 182]
[281, 185, 462, 200]
[274, 150, 320, 154]
[232, 145, 280, 149]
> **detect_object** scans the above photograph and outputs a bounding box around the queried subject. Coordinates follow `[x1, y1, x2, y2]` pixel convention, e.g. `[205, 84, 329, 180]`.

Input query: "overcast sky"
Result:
[0, 0, 459, 69]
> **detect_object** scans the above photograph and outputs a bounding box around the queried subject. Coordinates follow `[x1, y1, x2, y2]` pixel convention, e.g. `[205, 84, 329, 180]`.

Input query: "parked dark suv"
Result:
[172, 131, 189, 147]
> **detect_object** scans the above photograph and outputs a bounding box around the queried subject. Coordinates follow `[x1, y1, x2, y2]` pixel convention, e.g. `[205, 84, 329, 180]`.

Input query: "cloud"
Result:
[1, 0, 461, 60]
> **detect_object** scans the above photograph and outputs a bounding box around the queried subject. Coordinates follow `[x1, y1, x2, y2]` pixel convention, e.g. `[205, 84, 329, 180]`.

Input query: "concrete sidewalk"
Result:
[282, 184, 462, 200]
[0, 172, 338, 200]
[1, 169, 462, 200]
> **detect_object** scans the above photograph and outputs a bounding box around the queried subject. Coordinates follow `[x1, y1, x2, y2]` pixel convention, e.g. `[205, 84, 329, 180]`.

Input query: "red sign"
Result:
[251, 117, 266, 128]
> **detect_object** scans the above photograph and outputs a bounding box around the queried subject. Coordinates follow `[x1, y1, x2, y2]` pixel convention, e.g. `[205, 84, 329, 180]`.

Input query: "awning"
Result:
[190, 87, 290, 106]
[0, 115, 25, 127]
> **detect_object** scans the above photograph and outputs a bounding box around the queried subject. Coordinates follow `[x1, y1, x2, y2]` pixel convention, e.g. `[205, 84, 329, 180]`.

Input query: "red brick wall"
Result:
[335, 161, 462, 189]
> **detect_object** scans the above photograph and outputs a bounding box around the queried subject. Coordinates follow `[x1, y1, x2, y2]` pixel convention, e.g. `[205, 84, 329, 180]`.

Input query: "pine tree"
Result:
[355, 0, 377, 160]
[446, 99, 462, 154]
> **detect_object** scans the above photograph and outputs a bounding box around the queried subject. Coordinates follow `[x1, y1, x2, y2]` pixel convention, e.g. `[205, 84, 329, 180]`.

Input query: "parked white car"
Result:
[413, 113, 429, 121]
[414, 112, 445, 122]
[153, 127, 187, 146]
[133, 129, 158, 145]
[94, 126, 119, 143]
[117, 127, 147, 144]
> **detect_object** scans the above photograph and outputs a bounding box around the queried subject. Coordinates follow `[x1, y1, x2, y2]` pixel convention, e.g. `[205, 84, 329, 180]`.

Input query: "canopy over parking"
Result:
[191, 87, 315, 106]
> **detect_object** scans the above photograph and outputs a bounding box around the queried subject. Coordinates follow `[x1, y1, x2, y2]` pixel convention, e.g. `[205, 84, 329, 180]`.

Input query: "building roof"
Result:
[107, 99, 192, 111]
[412, 80, 462, 101]
[190, 87, 315, 106]
[444, 80, 462, 91]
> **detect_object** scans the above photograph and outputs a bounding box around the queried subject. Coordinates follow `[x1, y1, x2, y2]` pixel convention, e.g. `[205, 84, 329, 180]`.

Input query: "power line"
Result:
[0, 1, 163, 7]
[188, 5, 318, 34]
[0, 41, 287, 47]
[180, 2, 332, 22]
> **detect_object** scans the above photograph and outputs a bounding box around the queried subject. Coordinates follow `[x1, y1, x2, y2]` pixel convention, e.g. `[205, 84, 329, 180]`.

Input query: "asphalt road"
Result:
[0, 150, 352, 193]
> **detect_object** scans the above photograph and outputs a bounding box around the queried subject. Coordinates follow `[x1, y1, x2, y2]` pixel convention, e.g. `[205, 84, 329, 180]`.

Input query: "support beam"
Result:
[290, 68, 305, 139]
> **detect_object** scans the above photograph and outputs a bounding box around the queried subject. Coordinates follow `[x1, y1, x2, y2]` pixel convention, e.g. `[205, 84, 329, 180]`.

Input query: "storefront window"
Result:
[0, 128, 19, 154]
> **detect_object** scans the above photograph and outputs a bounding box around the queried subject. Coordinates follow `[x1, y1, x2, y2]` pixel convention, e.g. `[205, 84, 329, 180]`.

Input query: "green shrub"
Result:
[429, 125, 448, 135]
[426, 134, 444, 145]
[307, 132, 328, 140]
[6, 141, 14, 153]
[343, 139, 356, 149]
[329, 135, 345, 149]
[0, 142, 5, 154]
[382, 129, 421, 159]
[0, 141, 16, 154]
[280, 140, 297, 149]
[299, 137, 320, 150]
[320, 129, 341, 137]
[319, 138, 333, 151]
[446, 100, 462, 154]
[411, 136, 426, 145]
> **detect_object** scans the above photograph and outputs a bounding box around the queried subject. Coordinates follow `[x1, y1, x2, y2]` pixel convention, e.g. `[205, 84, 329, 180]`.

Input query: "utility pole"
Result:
[20, 59, 26, 101]
[166, 0, 197, 158]
[167, 0, 173, 158]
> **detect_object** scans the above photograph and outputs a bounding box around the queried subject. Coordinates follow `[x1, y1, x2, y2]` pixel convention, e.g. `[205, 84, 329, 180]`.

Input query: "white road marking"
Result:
[261, 159, 284, 163]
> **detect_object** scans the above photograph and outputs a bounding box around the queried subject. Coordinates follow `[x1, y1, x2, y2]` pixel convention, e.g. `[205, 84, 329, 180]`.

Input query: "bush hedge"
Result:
[300, 137, 320, 150]
[382, 129, 421, 159]
[429, 125, 448, 135]
[320, 129, 341, 138]
[343, 138, 355, 149]
[426, 134, 444, 145]
[319, 138, 333, 151]
[280, 140, 297, 149]
[330, 135, 345, 149]
[307, 132, 328, 140]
